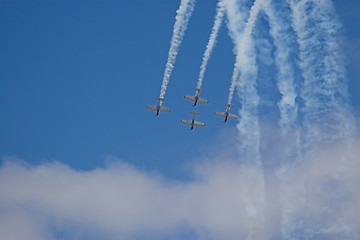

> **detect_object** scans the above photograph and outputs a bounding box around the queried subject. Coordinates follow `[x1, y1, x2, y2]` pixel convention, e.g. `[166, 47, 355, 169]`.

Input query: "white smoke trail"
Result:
[227, 0, 264, 107]
[196, 0, 225, 90]
[223, 1, 265, 239]
[159, 0, 196, 100]
[260, 3, 303, 239]
[282, 0, 358, 239]
[224, 0, 264, 168]
[227, 0, 262, 169]
[234, 3, 265, 239]
[222, 0, 247, 109]
[223, 0, 250, 54]
[262, 1, 299, 136]
[288, 0, 356, 151]
[261, 1, 302, 172]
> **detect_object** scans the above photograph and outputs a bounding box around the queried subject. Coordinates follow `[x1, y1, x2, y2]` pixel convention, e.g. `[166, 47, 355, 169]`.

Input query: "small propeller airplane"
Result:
[146, 97, 171, 116]
[184, 88, 209, 106]
[215, 104, 239, 122]
[181, 112, 205, 130]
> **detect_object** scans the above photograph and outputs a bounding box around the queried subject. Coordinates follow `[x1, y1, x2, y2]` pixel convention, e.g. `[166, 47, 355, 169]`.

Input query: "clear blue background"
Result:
[1, 0, 359, 179]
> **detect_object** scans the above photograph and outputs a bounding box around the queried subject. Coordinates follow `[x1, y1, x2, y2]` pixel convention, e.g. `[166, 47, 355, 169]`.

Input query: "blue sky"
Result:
[0, 0, 359, 176]
[0, 0, 243, 179]
[0, 0, 359, 239]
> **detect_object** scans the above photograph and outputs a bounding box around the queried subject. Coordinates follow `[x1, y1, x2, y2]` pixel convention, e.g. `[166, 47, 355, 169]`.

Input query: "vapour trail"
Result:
[196, 0, 225, 90]
[261, 1, 302, 167]
[226, 0, 263, 179]
[159, 0, 196, 100]
[227, 0, 264, 106]
[224, 0, 264, 167]
[223, 1, 265, 239]
[236, 2, 265, 239]
[260, 3, 303, 240]
[282, 0, 358, 239]
[223, 0, 248, 49]
[288, 0, 355, 151]
[262, 1, 298, 135]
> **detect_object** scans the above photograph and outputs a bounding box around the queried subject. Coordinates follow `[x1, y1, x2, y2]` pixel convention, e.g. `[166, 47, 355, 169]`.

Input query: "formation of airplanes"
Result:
[146, 88, 238, 131]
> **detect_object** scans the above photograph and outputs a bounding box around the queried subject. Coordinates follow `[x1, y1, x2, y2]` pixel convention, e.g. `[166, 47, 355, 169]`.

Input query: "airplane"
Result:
[184, 88, 209, 106]
[181, 112, 205, 130]
[215, 104, 239, 122]
[146, 97, 171, 116]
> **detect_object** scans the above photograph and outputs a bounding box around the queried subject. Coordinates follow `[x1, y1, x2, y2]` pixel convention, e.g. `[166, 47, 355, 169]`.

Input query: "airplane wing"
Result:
[146, 106, 157, 111]
[215, 112, 226, 117]
[228, 113, 238, 119]
[181, 120, 193, 125]
[184, 96, 196, 101]
[159, 107, 171, 112]
[197, 98, 209, 104]
[193, 121, 205, 127]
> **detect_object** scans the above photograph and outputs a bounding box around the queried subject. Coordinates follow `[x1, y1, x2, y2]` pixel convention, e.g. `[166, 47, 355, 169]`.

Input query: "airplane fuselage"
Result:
[189, 115, 197, 130]
[191, 119, 195, 130]
[156, 105, 162, 116]
[224, 108, 230, 122]
[193, 94, 200, 106]
[224, 107, 231, 122]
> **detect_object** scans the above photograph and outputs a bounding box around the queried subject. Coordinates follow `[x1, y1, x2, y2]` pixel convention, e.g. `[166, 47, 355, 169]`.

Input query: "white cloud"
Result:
[0, 140, 359, 240]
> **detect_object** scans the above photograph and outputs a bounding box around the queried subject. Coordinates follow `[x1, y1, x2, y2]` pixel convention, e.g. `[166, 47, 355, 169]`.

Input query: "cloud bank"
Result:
[1, 139, 359, 240]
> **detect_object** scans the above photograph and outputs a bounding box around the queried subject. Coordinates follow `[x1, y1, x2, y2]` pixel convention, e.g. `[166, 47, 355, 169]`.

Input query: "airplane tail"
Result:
[190, 111, 199, 115]
[195, 88, 204, 92]
[155, 97, 164, 101]
[225, 104, 234, 108]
